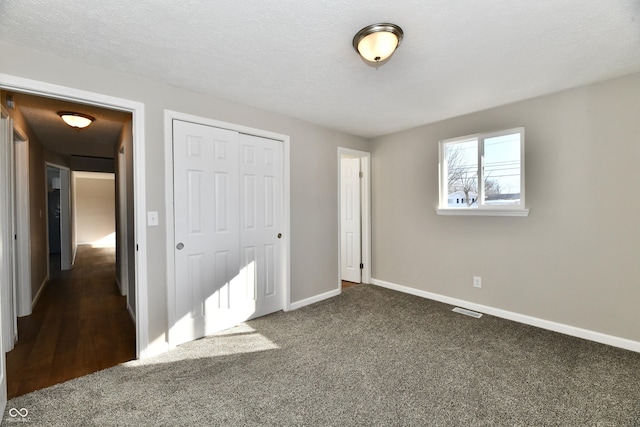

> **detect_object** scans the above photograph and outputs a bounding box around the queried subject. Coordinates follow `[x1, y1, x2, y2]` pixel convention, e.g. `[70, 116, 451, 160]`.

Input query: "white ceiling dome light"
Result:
[58, 111, 95, 129]
[353, 23, 404, 64]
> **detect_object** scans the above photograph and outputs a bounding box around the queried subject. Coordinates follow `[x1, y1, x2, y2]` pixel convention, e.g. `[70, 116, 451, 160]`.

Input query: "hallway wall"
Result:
[1, 90, 48, 304]
[74, 173, 115, 246]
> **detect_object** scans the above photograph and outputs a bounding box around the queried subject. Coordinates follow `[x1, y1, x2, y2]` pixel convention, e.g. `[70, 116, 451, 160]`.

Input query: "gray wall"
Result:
[0, 40, 370, 353]
[1, 90, 49, 303]
[74, 175, 115, 245]
[370, 73, 640, 342]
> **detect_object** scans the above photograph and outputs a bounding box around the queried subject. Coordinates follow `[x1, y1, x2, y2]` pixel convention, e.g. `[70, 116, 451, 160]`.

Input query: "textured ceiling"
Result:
[1, 1, 639, 138]
[10, 92, 130, 159]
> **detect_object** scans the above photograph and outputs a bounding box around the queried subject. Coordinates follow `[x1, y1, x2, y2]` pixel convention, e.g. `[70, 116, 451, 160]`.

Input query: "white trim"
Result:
[337, 147, 372, 288]
[370, 278, 640, 353]
[59, 167, 71, 270]
[283, 138, 291, 311]
[0, 73, 149, 360]
[115, 277, 123, 295]
[361, 155, 372, 285]
[44, 162, 58, 279]
[145, 340, 170, 359]
[71, 171, 77, 266]
[131, 89, 148, 360]
[13, 127, 31, 317]
[439, 127, 526, 213]
[31, 275, 49, 311]
[49, 164, 72, 271]
[163, 113, 175, 346]
[163, 109, 291, 346]
[76, 241, 116, 246]
[436, 208, 529, 217]
[116, 148, 128, 298]
[127, 301, 136, 323]
[288, 288, 341, 311]
[0, 113, 17, 351]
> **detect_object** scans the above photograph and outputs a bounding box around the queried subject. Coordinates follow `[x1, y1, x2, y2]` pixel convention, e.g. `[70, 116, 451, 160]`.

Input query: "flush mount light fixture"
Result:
[58, 111, 95, 129]
[353, 23, 404, 63]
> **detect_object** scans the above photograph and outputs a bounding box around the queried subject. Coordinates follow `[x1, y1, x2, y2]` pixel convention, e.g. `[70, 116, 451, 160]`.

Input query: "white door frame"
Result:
[0, 109, 17, 352]
[44, 163, 71, 275]
[337, 147, 371, 289]
[163, 109, 291, 349]
[12, 123, 31, 317]
[117, 147, 128, 298]
[0, 73, 149, 359]
[0, 112, 6, 420]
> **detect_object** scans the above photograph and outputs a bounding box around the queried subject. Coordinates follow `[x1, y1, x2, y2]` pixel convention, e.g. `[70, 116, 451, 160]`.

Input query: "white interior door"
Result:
[340, 157, 361, 283]
[172, 120, 283, 347]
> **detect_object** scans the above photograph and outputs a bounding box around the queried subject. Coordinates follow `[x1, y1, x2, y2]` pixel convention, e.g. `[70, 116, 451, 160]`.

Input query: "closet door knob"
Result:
[176, 243, 184, 250]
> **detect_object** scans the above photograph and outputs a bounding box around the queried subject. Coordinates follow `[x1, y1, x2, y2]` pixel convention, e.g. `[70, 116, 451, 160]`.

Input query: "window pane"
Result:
[445, 139, 478, 208]
[483, 133, 521, 205]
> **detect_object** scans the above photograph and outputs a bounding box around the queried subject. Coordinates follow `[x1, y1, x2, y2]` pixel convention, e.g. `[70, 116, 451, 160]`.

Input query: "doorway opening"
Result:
[0, 77, 147, 398]
[45, 163, 72, 279]
[337, 147, 371, 291]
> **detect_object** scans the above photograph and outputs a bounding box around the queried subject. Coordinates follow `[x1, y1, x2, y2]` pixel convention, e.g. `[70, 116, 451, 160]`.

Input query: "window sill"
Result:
[436, 208, 530, 217]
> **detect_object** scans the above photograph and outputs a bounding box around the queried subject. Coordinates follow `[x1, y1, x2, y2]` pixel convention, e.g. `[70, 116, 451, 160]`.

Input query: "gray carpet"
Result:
[4, 285, 640, 426]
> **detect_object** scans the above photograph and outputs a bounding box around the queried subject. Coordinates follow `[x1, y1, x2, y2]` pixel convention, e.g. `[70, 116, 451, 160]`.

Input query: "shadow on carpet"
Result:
[4, 285, 640, 426]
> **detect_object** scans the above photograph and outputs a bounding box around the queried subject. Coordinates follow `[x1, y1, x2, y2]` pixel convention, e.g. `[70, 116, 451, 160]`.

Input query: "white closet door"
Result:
[172, 121, 283, 347]
[173, 120, 240, 345]
[239, 134, 283, 318]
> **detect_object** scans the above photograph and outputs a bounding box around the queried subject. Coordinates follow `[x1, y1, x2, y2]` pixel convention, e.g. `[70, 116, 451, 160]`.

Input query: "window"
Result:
[437, 127, 528, 216]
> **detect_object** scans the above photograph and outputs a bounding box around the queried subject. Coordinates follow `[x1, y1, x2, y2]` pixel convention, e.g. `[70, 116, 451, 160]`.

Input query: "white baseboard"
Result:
[371, 278, 640, 353]
[115, 277, 128, 297]
[127, 301, 136, 323]
[115, 276, 122, 295]
[288, 288, 341, 311]
[142, 339, 170, 359]
[31, 275, 49, 310]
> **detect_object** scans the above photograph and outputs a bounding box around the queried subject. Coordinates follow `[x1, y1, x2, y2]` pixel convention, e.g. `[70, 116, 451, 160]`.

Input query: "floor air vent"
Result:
[452, 307, 483, 318]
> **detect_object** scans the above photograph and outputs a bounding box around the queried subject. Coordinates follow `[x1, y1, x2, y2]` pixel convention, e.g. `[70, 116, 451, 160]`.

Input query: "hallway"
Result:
[6, 245, 135, 399]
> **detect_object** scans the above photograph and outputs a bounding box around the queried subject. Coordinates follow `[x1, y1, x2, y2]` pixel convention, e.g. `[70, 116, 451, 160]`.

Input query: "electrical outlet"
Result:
[473, 276, 482, 288]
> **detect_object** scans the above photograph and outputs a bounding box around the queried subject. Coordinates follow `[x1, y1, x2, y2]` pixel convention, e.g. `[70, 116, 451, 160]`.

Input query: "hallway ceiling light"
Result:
[353, 23, 404, 63]
[58, 111, 95, 129]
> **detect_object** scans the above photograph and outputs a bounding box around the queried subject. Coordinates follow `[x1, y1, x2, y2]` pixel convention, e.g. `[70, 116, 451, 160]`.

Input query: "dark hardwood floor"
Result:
[342, 280, 360, 289]
[6, 245, 135, 399]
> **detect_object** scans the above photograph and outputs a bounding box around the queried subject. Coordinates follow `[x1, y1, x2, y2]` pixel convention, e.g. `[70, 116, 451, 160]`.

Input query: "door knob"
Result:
[176, 242, 184, 250]
[277, 233, 282, 239]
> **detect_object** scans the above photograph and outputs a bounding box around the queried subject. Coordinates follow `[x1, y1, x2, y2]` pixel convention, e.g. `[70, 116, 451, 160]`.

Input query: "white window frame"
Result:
[436, 127, 529, 217]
